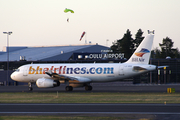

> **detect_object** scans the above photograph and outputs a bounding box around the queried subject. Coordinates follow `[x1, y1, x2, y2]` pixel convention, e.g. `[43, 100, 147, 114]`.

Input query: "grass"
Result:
[0, 92, 180, 103]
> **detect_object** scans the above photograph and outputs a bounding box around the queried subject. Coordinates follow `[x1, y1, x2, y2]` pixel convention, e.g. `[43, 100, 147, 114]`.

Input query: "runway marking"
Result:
[1, 103, 180, 115]
[1, 103, 180, 106]
[0, 112, 180, 115]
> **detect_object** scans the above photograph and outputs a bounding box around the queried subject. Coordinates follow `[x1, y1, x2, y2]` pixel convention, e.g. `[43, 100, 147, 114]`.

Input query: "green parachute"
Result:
[64, 8, 74, 22]
[64, 8, 74, 13]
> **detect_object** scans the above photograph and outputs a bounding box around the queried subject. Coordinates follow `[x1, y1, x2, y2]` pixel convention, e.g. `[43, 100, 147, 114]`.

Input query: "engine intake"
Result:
[36, 78, 60, 88]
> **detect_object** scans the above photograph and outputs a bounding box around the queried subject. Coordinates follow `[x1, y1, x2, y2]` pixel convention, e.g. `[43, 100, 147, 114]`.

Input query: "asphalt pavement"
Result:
[0, 82, 180, 93]
[1, 83, 180, 119]
[0, 103, 180, 120]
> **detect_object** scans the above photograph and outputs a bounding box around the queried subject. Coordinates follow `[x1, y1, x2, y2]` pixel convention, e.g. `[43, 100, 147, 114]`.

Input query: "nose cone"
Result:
[10, 71, 24, 82]
[10, 72, 17, 81]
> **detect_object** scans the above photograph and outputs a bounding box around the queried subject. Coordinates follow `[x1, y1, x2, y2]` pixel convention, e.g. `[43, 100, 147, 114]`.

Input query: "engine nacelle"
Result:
[36, 78, 60, 88]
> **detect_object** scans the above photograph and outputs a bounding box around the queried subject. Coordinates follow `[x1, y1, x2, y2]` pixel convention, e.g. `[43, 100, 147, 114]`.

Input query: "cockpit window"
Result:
[15, 69, 20, 72]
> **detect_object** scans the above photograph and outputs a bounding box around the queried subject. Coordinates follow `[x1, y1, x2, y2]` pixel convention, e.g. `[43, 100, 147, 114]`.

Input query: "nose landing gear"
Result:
[28, 82, 33, 91]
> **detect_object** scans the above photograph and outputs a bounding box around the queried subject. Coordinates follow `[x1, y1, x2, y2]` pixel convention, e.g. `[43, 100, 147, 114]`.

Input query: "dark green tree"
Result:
[159, 37, 178, 58]
[110, 29, 134, 59]
[151, 37, 180, 58]
[134, 29, 144, 50]
[151, 47, 161, 58]
[159, 37, 173, 58]
[174, 48, 180, 58]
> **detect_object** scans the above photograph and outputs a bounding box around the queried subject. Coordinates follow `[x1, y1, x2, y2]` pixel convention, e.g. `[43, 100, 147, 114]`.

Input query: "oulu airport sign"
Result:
[88, 53, 124, 59]
[89, 49, 124, 59]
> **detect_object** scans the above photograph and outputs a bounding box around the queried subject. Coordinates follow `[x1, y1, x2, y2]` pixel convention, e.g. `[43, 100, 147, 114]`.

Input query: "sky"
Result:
[0, 0, 180, 51]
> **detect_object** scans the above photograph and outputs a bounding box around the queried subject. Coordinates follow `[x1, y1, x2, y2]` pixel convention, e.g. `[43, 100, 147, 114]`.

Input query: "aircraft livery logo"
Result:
[135, 48, 150, 57]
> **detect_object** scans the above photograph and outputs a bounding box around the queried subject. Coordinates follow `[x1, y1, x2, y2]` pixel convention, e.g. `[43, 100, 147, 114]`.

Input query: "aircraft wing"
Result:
[45, 71, 91, 83]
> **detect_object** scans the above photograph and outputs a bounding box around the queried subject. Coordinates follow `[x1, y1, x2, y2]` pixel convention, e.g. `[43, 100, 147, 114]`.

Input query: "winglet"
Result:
[148, 30, 155, 34]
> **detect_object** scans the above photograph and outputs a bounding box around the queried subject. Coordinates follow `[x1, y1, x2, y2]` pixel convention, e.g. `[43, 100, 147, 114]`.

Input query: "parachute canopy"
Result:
[64, 8, 74, 13]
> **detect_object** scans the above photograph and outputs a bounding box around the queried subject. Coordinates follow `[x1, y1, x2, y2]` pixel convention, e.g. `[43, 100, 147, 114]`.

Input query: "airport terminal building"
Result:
[0, 43, 180, 86]
[0, 44, 111, 61]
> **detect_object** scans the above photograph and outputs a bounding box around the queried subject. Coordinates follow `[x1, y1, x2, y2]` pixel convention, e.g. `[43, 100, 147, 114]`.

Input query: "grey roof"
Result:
[0, 44, 109, 61]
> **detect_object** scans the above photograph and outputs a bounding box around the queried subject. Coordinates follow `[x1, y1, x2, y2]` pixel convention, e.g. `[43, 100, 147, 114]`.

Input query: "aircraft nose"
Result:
[10, 72, 16, 80]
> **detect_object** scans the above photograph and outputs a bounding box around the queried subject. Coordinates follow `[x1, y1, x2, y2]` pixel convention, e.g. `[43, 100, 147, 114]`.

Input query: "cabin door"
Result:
[119, 65, 124, 75]
[23, 67, 28, 76]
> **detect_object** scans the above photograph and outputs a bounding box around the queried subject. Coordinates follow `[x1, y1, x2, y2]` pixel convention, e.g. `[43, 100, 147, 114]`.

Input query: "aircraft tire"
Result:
[85, 86, 92, 91]
[65, 86, 73, 91]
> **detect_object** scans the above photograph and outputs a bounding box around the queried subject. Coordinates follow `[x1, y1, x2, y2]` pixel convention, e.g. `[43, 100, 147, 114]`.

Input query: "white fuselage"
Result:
[11, 63, 156, 83]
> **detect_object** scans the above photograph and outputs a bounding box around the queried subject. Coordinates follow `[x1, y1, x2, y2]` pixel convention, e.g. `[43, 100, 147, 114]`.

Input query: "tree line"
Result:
[110, 29, 180, 59]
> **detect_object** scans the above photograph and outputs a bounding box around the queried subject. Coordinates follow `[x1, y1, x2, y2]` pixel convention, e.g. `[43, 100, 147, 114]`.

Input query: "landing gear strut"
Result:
[65, 80, 73, 91]
[28, 82, 33, 91]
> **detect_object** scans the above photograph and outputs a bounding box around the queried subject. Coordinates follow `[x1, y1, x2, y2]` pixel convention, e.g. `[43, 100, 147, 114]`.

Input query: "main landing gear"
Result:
[65, 80, 73, 91]
[65, 85, 93, 91]
[85, 85, 92, 91]
[28, 82, 33, 91]
[65, 86, 73, 91]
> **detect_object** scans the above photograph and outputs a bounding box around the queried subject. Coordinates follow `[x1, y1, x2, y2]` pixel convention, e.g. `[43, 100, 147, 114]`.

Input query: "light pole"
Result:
[3, 31, 12, 86]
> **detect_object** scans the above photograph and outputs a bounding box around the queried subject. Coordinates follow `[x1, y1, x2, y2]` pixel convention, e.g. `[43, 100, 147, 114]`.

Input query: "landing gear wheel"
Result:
[65, 86, 73, 91]
[29, 87, 33, 91]
[28, 82, 33, 91]
[85, 86, 92, 91]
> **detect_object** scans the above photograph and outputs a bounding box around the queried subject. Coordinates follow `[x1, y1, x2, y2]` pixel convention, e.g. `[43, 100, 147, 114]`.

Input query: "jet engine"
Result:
[36, 78, 60, 88]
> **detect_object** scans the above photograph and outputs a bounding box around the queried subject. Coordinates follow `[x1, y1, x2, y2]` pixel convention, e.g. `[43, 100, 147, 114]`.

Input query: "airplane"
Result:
[11, 30, 157, 91]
